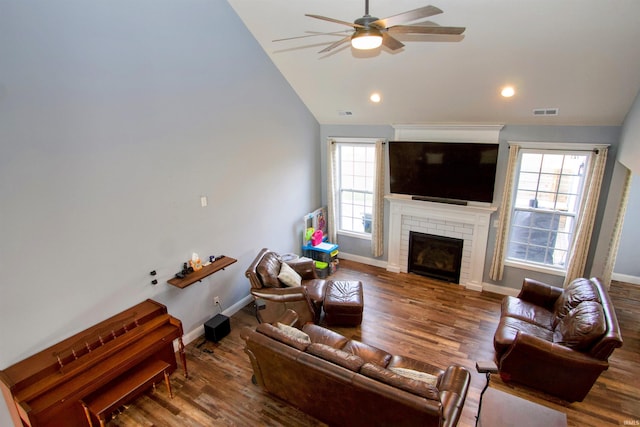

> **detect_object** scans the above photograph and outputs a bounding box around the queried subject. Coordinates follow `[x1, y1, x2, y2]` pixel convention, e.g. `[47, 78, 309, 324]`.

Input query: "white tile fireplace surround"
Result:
[386, 195, 496, 291]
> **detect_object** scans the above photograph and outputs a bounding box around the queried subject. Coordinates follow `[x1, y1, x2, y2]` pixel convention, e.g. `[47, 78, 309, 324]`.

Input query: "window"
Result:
[506, 150, 589, 272]
[335, 141, 376, 236]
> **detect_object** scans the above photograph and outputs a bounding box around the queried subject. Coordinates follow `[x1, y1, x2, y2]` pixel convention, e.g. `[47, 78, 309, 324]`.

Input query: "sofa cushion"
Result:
[501, 296, 556, 330]
[256, 252, 283, 288]
[360, 363, 440, 401]
[494, 316, 554, 355]
[553, 278, 601, 323]
[307, 343, 365, 372]
[256, 323, 310, 351]
[342, 340, 392, 367]
[278, 262, 302, 287]
[553, 301, 606, 350]
[303, 324, 349, 348]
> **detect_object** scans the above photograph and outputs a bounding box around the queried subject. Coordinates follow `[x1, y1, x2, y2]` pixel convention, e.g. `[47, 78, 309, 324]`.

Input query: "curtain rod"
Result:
[330, 140, 386, 144]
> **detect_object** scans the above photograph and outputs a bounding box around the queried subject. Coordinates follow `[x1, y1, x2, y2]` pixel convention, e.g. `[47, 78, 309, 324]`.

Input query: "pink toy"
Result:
[311, 230, 323, 246]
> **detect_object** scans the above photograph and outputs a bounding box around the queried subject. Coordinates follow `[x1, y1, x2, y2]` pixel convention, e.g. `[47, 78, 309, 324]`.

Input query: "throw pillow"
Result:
[553, 301, 606, 350]
[278, 262, 302, 287]
[389, 367, 439, 386]
[276, 322, 311, 343]
[360, 363, 440, 401]
[256, 323, 310, 351]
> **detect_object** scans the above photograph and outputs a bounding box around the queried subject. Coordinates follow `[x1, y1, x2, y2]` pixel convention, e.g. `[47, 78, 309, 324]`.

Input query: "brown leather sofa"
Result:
[493, 277, 623, 402]
[241, 310, 470, 427]
[245, 248, 326, 325]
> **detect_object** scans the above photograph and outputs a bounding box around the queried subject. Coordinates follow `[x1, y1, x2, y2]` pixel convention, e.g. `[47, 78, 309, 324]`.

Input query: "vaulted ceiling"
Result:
[228, 0, 640, 126]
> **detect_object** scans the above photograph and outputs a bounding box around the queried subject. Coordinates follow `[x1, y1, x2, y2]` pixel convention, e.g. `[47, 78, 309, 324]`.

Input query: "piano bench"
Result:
[80, 359, 173, 427]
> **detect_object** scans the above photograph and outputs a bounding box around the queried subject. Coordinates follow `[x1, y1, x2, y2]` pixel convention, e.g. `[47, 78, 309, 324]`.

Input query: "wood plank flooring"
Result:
[110, 259, 639, 426]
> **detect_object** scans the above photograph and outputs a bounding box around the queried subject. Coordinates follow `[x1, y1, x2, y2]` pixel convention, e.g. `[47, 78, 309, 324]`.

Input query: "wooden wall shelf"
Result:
[167, 256, 237, 289]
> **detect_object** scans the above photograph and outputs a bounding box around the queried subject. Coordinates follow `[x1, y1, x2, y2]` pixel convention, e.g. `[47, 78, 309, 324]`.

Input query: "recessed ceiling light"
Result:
[370, 93, 381, 103]
[501, 86, 515, 98]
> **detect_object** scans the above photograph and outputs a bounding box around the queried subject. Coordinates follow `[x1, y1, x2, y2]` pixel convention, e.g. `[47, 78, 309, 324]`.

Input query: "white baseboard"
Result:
[612, 272, 640, 285]
[480, 282, 520, 296]
[178, 294, 253, 349]
[338, 252, 388, 268]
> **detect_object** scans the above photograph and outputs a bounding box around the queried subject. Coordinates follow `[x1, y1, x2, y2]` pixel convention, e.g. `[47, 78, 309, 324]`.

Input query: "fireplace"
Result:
[408, 232, 464, 283]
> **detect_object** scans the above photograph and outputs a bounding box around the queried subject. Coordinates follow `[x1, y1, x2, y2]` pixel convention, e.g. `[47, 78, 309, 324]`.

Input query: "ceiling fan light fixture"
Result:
[351, 28, 383, 50]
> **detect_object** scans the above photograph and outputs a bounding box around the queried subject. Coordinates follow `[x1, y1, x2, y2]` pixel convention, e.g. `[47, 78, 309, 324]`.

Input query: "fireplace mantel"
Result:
[385, 194, 497, 291]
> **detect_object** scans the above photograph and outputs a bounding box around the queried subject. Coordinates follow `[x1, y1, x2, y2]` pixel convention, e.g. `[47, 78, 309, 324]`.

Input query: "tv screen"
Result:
[389, 141, 499, 203]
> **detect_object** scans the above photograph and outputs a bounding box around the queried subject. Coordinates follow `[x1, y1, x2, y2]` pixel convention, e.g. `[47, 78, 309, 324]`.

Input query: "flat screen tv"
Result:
[389, 141, 499, 204]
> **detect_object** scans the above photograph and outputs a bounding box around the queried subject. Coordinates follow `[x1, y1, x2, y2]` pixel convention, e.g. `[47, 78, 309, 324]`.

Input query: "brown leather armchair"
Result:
[493, 277, 623, 402]
[245, 248, 327, 325]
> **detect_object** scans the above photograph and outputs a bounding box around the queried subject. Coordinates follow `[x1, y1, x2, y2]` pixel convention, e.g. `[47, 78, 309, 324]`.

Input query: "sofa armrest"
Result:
[252, 285, 307, 301]
[289, 259, 318, 280]
[498, 331, 608, 401]
[276, 309, 300, 327]
[438, 365, 470, 427]
[251, 287, 315, 325]
[517, 278, 564, 310]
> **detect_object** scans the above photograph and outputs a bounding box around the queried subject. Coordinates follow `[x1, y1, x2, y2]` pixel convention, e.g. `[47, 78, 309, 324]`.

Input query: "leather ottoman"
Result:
[323, 280, 364, 326]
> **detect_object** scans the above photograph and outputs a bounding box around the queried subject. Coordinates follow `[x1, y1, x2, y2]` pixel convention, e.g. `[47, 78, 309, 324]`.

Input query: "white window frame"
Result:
[503, 142, 598, 276]
[333, 138, 377, 241]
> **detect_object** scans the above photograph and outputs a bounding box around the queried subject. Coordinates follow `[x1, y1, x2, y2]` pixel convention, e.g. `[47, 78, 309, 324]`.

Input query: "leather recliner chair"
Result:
[245, 248, 327, 325]
[493, 277, 623, 402]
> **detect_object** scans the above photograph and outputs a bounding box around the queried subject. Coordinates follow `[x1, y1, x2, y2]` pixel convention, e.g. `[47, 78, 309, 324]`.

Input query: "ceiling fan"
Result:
[274, 1, 465, 53]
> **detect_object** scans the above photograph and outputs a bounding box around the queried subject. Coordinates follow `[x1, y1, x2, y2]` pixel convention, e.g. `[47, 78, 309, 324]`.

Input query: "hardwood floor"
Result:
[110, 259, 639, 426]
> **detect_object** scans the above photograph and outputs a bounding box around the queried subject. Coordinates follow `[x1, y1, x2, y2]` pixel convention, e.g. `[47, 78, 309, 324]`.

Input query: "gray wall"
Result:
[615, 174, 640, 276]
[0, 2, 319, 423]
[613, 89, 640, 279]
[320, 124, 623, 289]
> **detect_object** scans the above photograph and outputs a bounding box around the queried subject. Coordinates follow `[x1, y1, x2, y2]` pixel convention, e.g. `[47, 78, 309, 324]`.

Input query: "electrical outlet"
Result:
[214, 296, 220, 305]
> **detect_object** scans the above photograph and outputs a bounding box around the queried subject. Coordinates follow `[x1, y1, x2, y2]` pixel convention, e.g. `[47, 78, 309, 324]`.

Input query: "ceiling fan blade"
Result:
[306, 14, 364, 29]
[382, 33, 404, 51]
[318, 35, 352, 53]
[372, 5, 443, 29]
[273, 30, 352, 43]
[389, 24, 466, 35]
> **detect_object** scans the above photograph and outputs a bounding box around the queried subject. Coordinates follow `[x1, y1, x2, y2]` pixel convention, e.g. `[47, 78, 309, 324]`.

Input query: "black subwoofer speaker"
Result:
[204, 314, 230, 342]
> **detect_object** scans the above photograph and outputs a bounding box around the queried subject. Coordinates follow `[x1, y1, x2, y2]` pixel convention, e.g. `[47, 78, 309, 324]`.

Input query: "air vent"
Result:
[533, 108, 559, 116]
[338, 110, 353, 116]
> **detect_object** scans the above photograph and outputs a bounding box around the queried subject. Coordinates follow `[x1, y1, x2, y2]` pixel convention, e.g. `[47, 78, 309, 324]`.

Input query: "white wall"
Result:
[618, 90, 640, 174]
[0, 1, 319, 424]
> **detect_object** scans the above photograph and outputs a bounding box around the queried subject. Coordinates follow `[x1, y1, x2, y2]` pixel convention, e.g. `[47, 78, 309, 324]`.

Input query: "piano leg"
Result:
[178, 337, 189, 378]
[81, 402, 94, 427]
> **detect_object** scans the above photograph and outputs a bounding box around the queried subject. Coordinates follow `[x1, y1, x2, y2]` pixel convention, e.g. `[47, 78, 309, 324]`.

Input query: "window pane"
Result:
[540, 154, 564, 173]
[518, 172, 539, 191]
[521, 153, 542, 172]
[538, 173, 558, 193]
[535, 191, 557, 210]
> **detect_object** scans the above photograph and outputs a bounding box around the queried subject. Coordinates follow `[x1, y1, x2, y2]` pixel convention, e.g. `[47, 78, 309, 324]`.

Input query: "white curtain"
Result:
[489, 144, 520, 281]
[371, 140, 385, 257]
[601, 167, 632, 288]
[326, 139, 338, 243]
[563, 147, 608, 286]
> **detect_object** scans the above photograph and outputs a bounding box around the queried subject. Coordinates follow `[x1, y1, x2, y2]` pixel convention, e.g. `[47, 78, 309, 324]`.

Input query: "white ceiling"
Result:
[227, 0, 640, 126]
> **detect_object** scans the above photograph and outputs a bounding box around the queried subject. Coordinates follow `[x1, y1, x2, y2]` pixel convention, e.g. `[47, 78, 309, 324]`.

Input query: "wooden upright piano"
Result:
[0, 299, 187, 427]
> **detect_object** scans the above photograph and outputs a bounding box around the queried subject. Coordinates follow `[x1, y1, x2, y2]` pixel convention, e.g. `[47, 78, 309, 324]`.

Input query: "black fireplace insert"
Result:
[408, 231, 463, 283]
